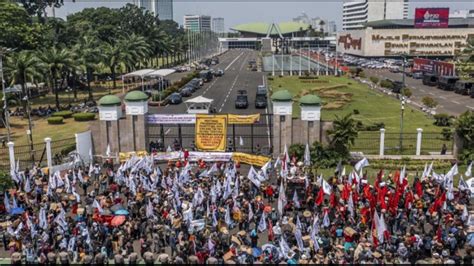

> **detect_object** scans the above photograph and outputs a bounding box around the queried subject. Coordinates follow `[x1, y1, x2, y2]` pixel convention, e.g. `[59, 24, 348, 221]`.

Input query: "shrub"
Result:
[401, 88, 412, 98]
[422, 96, 438, 108]
[433, 113, 453, 127]
[358, 71, 366, 78]
[268, 77, 274, 81]
[353, 109, 360, 115]
[47, 117, 64, 125]
[441, 128, 452, 141]
[380, 80, 394, 89]
[72, 113, 96, 121]
[369, 76, 379, 84]
[52, 111, 73, 118]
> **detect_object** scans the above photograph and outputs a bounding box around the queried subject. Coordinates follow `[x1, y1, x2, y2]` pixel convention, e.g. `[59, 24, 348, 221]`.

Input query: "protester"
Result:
[1, 148, 473, 264]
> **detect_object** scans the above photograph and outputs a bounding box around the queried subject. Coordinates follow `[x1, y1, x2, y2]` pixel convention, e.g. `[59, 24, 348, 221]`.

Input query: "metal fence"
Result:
[147, 114, 273, 156]
[351, 131, 453, 155]
[0, 137, 76, 172]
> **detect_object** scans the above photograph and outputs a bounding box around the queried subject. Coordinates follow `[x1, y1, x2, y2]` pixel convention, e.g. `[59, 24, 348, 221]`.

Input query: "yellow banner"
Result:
[227, 114, 260, 124]
[195, 114, 227, 151]
[232, 152, 271, 167]
[119, 150, 148, 162]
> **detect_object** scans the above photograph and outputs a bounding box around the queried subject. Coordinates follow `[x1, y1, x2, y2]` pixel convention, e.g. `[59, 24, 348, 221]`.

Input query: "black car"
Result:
[454, 80, 473, 95]
[422, 73, 438, 86]
[180, 87, 193, 97]
[438, 76, 459, 91]
[256, 85, 267, 98]
[215, 69, 224, 77]
[255, 95, 267, 108]
[169, 93, 182, 104]
[199, 70, 213, 82]
[235, 90, 248, 109]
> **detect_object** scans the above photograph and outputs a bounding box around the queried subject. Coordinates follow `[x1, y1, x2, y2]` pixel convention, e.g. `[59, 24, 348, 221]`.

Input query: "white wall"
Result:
[75, 130, 93, 164]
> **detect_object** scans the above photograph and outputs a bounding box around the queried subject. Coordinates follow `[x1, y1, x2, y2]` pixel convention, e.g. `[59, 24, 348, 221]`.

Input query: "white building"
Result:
[342, 0, 409, 30]
[212, 18, 225, 34]
[184, 15, 212, 32]
[133, 0, 173, 20]
[450, 9, 474, 18]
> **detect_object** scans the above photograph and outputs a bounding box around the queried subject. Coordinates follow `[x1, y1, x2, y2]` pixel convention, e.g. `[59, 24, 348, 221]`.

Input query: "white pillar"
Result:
[416, 128, 423, 156]
[379, 128, 385, 157]
[45, 137, 53, 170]
[7, 142, 15, 171]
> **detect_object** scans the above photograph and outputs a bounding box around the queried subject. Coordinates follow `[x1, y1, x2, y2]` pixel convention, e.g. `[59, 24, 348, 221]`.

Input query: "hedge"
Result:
[52, 111, 73, 118]
[72, 113, 96, 121]
[47, 117, 64, 125]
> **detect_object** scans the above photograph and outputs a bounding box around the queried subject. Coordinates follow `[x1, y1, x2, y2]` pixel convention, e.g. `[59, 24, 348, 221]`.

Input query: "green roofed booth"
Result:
[299, 94, 321, 121]
[124, 91, 149, 115]
[98, 95, 122, 121]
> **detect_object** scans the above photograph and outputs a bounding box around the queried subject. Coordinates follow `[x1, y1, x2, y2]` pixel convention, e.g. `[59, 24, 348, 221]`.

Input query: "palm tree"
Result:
[75, 35, 102, 100]
[148, 27, 168, 67]
[328, 113, 359, 157]
[4, 51, 43, 113]
[38, 47, 74, 109]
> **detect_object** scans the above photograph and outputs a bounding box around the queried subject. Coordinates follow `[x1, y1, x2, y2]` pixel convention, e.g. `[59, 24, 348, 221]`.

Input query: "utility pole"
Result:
[299, 47, 302, 76]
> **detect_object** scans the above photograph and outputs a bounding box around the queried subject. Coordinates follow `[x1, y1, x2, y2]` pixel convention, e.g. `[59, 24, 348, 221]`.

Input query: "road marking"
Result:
[218, 51, 249, 112]
[439, 96, 447, 99]
[451, 100, 460, 105]
[429, 92, 435, 95]
[224, 52, 244, 71]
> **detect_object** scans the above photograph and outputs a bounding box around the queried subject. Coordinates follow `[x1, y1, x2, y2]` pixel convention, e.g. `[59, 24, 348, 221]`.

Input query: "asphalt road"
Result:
[148, 50, 272, 155]
[365, 69, 474, 116]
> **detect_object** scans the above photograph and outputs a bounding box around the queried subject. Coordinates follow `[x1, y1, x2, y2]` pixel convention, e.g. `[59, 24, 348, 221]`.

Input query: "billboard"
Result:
[415, 8, 449, 28]
[413, 58, 455, 76]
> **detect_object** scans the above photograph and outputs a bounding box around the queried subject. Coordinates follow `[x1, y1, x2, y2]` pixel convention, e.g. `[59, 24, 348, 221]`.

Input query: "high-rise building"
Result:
[450, 9, 474, 18]
[342, 0, 409, 30]
[184, 15, 212, 32]
[133, 0, 173, 20]
[212, 18, 225, 34]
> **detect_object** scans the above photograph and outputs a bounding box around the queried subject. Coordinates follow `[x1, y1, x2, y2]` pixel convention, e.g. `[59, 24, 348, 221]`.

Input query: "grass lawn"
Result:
[268, 75, 441, 133]
[8, 116, 90, 146]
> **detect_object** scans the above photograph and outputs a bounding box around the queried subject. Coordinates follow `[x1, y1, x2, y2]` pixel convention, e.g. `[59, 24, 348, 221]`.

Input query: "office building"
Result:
[337, 18, 474, 57]
[212, 18, 225, 34]
[133, 0, 173, 20]
[184, 15, 212, 32]
[342, 0, 409, 30]
[450, 9, 474, 18]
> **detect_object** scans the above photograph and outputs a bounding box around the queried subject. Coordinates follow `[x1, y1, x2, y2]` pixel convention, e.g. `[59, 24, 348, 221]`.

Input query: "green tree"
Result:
[75, 35, 102, 100]
[328, 113, 359, 157]
[18, 0, 65, 23]
[38, 47, 74, 109]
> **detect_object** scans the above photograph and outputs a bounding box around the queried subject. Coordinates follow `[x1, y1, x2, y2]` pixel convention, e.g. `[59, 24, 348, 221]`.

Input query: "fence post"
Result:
[416, 128, 423, 156]
[45, 138, 53, 170]
[8, 142, 15, 171]
[379, 128, 385, 157]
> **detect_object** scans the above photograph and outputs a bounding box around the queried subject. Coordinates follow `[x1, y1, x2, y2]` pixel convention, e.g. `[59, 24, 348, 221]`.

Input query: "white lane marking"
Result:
[439, 96, 447, 99]
[165, 128, 171, 135]
[224, 52, 244, 71]
[429, 92, 435, 95]
[218, 51, 249, 112]
[451, 100, 460, 105]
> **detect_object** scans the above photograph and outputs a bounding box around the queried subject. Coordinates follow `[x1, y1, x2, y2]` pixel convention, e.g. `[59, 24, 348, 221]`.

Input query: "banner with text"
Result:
[119, 151, 148, 161]
[228, 114, 260, 124]
[232, 152, 271, 167]
[195, 114, 227, 151]
[146, 114, 196, 124]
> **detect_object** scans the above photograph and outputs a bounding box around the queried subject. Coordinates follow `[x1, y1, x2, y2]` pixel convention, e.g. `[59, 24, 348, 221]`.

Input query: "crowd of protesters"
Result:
[1, 151, 474, 264]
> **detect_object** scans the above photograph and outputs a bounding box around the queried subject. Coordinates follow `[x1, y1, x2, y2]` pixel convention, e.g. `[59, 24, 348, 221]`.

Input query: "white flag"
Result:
[4, 193, 10, 213]
[425, 161, 434, 179]
[304, 143, 311, 166]
[277, 181, 287, 216]
[239, 136, 244, 146]
[248, 203, 254, 222]
[106, 144, 111, 157]
[258, 212, 267, 232]
[377, 213, 387, 244]
[399, 165, 406, 185]
[292, 190, 300, 209]
[348, 192, 354, 218]
[212, 210, 218, 227]
[247, 166, 261, 187]
[465, 162, 473, 177]
[459, 176, 469, 191]
[146, 200, 155, 218]
[322, 178, 332, 195]
[92, 199, 103, 214]
[39, 208, 48, 230]
[225, 206, 232, 226]
[322, 211, 330, 227]
[354, 157, 369, 171]
[462, 204, 469, 222]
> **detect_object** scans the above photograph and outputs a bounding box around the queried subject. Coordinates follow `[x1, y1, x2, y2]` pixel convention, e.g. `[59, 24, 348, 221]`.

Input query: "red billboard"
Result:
[414, 8, 449, 28]
[413, 58, 455, 76]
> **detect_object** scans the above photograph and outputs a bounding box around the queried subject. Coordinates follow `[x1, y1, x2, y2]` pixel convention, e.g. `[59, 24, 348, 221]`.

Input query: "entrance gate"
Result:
[147, 114, 273, 156]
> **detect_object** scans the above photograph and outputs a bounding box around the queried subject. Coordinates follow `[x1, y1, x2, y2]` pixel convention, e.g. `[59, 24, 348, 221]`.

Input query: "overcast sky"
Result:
[53, 1, 473, 31]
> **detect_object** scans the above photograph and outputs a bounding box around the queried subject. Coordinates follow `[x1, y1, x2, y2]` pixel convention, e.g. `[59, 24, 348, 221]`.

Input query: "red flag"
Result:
[404, 191, 414, 210]
[414, 180, 423, 197]
[315, 189, 324, 206]
[341, 184, 350, 201]
[393, 170, 400, 185]
[330, 192, 337, 208]
[268, 219, 274, 241]
[371, 215, 379, 248]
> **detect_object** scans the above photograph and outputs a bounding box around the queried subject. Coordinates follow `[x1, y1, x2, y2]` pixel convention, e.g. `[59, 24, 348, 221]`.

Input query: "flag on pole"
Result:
[4, 192, 10, 213]
[348, 192, 354, 218]
[399, 165, 406, 185]
[377, 213, 387, 244]
[225, 206, 232, 226]
[106, 144, 111, 157]
[459, 176, 468, 191]
[304, 143, 311, 166]
[323, 211, 330, 227]
[354, 157, 369, 171]
[277, 181, 287, 216]
[247, 166, 261, 187]
[248, 203, 254, 222]
[239, 136, 244, 146]
[295, 223, 305, 251]
[258, 212, 267, 232]
[322, 178, 332, 195]
[93, 199, 103, 214]
[465, 162, 472, 177]
[292, 190, 300, 209]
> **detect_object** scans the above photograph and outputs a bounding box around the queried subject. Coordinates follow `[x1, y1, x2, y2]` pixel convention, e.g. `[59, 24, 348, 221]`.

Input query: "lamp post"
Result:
[399, 97, 405, 154]
[23, 95, 35, 163]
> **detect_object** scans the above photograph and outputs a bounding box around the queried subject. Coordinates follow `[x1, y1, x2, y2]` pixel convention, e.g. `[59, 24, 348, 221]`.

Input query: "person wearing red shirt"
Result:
[265, 185, 274, 203]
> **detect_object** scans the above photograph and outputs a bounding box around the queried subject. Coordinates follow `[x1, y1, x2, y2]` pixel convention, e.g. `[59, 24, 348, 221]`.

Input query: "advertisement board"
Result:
[414, 8, 449, 28]
[413, 58, 434, 73]
[195, 115, 227, 151]
[413, 58, 455, 76]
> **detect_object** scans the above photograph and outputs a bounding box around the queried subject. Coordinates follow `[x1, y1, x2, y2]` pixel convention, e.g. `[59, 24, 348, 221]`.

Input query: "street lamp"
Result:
[399, 97, 406, 154]
[23, 95, 35, 162]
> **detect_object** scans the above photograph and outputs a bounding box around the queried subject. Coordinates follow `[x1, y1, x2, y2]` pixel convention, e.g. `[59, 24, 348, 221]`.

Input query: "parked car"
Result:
[169, 93, 182, 104]
[235, 90, 248, 109]
[437, 76, 459, 91]
[256, 85, 267, 98]
[215, 69, 224, 77]
[191, 78, 203, 87]
[454, 80, 473, 95]
[180, 87, 193, 97]
[412, 72, 424, 79]
[199, 70, 213, 82]
[422, 73, 438, 86]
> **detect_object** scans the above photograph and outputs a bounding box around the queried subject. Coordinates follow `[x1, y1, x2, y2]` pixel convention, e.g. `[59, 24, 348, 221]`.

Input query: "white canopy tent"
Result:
[185, 96, 214, 114]
[121, 68, 176, 92]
